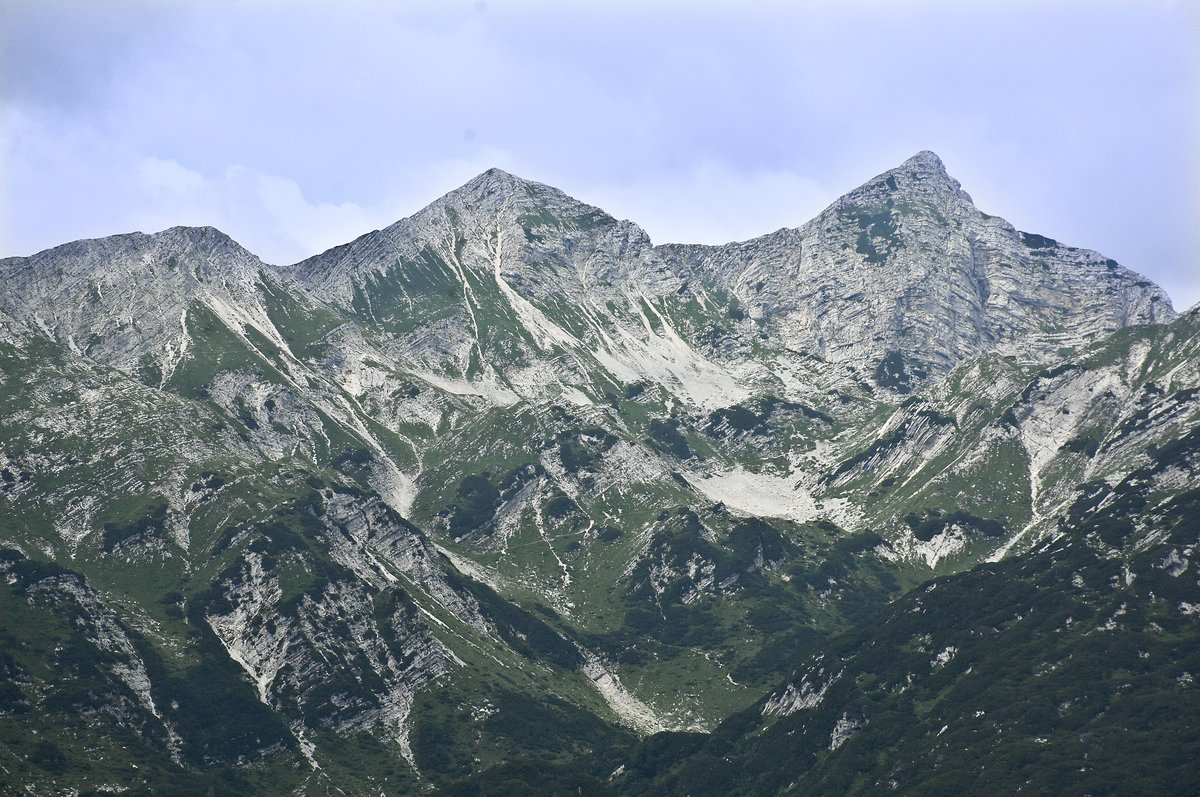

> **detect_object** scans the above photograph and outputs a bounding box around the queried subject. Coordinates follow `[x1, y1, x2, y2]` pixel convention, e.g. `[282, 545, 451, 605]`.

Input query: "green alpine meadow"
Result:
[1, 152, 1196, 795]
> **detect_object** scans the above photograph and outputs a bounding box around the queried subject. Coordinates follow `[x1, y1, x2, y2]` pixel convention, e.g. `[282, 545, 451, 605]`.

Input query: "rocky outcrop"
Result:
[0, 226, 290, 382]
[660, 151, 1175, 389]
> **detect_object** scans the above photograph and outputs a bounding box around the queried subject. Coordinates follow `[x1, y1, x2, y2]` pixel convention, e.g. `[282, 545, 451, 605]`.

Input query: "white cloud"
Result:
[138, 155, 207, 197]
[581, 163, 836, 245]
[1, 0, 1194, 308]
[251, 171, 382, 260]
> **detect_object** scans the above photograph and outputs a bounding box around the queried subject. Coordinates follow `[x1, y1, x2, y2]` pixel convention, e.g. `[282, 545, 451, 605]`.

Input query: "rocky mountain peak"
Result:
[890, 150, 956, 187]
[294, 166, 635, 313]
[659, 152, 1172, 391]
[7, 154, 1174, 404]
[900, 149, 948, 175]
[0, 224, 275, 379]
[824, 150, 973, 221]
[896, 148, 968, 192]
[153, 223, 254, 257]
[422, 167, 617, 233]
[1, 225, 264, 291]
[439, 167, 526, 208]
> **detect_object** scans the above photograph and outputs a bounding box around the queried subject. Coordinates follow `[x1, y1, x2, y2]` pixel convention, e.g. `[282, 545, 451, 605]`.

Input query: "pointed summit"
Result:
[885, 150, 964, 195]
[826, 150, 971, 215]
[438, 167, 602, 219]
[451, 166, 526, 201]
[441, 166, 570, 206]
[402, 167, 622, 245]
[294, 164, 634, 312]
[900, 150, 948, 174]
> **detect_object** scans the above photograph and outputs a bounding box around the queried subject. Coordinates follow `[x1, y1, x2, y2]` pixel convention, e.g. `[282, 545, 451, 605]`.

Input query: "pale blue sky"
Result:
[2, 0, 1197, 308]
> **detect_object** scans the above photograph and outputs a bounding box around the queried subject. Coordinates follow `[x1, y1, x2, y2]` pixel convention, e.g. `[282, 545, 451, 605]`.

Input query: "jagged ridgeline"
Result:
[0, 152, 1195, 795]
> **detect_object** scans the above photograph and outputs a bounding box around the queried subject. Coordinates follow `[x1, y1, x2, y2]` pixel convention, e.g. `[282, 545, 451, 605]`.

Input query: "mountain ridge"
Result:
[0, 151, 1196, 795]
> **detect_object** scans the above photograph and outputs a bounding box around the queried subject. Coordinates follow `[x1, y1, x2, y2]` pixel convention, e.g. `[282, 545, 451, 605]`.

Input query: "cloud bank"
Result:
[2, 1, 1196, 307]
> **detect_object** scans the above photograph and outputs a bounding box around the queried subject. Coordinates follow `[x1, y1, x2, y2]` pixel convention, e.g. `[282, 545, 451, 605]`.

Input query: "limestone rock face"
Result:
[659, 151, 1174, 390]
[285, 153, 1176, 404]
[295, 167, 660, 306]
[288, 168, 681, 401]
[0, 226, 278, 379]
[2, 155, 1173, 399]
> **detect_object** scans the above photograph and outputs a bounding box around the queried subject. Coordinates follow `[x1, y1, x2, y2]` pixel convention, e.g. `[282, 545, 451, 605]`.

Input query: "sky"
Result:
[2, 0, 1197, 309]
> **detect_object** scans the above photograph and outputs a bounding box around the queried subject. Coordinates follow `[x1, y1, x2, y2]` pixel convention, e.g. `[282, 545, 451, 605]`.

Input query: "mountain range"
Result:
[0, 151, 1196, 795]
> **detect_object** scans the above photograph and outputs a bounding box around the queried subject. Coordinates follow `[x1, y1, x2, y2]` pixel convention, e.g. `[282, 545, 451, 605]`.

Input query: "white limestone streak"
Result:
[493, 230, 581, 353]
[763, 666, 842, 717]
[580, 650, 668, 734]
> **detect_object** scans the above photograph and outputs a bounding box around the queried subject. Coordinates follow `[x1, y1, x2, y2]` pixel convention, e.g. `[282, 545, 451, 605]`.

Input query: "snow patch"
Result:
[558, 385, 593, 406]
[434, 544, 510, 597]
[293, 724, 321, 770]
[158, 308, 191, 387]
